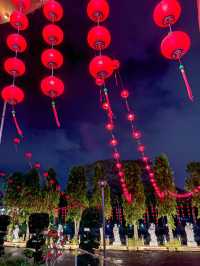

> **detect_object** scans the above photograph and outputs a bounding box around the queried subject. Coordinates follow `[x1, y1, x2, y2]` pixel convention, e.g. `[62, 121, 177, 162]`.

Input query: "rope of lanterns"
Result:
[87, 0, 133, 203]
[0, 0, 31, 144]
[153, 0, 193, 101]
[41, 0, 64, 128]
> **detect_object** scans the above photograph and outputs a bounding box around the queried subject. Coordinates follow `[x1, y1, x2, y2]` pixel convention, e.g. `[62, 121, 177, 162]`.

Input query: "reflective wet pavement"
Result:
[57, 251, 200, 266]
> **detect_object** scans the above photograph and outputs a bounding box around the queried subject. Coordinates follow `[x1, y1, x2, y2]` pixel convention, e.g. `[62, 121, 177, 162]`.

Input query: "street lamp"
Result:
[98, 179, 107, 263]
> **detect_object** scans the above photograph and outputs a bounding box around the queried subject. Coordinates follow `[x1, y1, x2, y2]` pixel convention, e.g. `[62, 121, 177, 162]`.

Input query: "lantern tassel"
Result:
[12, 110, 23, 136]
[52, 101, 61, 128]
[0, 102, 7, 145]
[104, 88, 114, 123]
[197, 0, 200, 31]
[179, 64, 194, 102]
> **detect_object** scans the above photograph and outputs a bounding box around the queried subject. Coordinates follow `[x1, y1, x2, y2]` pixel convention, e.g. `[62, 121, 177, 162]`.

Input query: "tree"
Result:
[153, 154, 177, 239]
[185, 162, 200, 219]
[90, 162, 112, 220]
[122, 161, 146, 240]
[66, 166, 89, 241]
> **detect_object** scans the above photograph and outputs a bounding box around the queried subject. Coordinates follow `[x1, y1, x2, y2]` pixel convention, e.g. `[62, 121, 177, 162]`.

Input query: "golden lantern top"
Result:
[0, 0, 43, 24]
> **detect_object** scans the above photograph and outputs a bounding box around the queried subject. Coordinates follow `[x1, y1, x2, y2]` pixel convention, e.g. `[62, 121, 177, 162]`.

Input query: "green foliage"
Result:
[122, 161, 146, 225]
[153, 154, 177, 228]
[90, 162, 112, 219]
[185, 162, 200, 218]
[0, 257, 32, 266]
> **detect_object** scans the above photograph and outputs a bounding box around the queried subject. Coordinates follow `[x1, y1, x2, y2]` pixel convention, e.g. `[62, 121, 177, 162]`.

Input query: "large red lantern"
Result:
[12, 0, 31, 12]
[42, 24, 64, 46]
[87, 26, 111, 50]
[10, 11, 29, 31]
[7, 33, 27, 53]
[1, 85, 24, 137]
[161, 31, 193, 101]
[89, 55, 114, 80]
[43, 0, 64, 22]
[87, 0, 110, 22]
[41, 48, 63, 69]
[153, 0, 181, 28]
[41, 76, 64, 128]
[4, 57, 26, 77]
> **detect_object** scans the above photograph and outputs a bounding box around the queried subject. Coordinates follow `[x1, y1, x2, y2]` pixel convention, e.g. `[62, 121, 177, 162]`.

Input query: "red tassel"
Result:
[52, 101, 61, 128]
[197, 0, 200, 31]
[179, 64, 194, 101]
[12, 110, 23, 136]
[104, 89, 114, 123]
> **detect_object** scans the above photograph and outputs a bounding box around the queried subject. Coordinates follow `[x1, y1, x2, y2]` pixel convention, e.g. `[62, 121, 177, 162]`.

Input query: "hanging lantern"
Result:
[34, 162, 41, 169]
[1, 85, 24, 105]
[41, 48, 63, 69]
[12, 0, 31, 12]
[153, 0, 181, 28]
[7, 33, 27, 53]
[121, 89, 129, 99]
[41, 76, 64, 128]
[87, 0, 110, 22]
[25, 151, 32, 160]
[87, 26, 111, 50]
[42, 24, 64, 46]
[10, 11, 29, 31]
[89, 55, 114, 80]
[4, 57, 25, 77]
[13, 137, 20, 145]
[161, 31, 193, 101]
[132, 130, 142, 140]
[43, 0, 64, 22]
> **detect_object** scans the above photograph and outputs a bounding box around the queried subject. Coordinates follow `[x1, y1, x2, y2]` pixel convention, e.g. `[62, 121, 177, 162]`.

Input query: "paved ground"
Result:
[56, 251, 200, 266]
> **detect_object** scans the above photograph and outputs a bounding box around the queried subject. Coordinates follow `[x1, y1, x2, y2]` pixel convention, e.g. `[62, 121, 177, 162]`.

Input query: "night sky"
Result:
[0, 0, 199, 189]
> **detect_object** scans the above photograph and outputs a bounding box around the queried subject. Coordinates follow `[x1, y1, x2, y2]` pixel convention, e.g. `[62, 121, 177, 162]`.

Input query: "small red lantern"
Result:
[116, 162, 122, 169]
[153, 0, 181, 28]
[12, 0, 31, 12]
[50, 179, 55, 185]
[89, 55, 114, 80]
[102, 102, 109, 110]
[43, 0, 64, 22]
[10, 11, 29, 31]
[41, 48, 63, 69]
[121, 89, 129, 99]
[87, 26, 111, 50]
[105, 122, 114, 131]
[110, 138, 118, 147]
[7, 33, 27, 53]
[112, 59, 120, 70]
[42, 24, 64, 46]
[113, 152, 120, 160]
[25, 152, 32, 160]
[87, 0, 110, 22]
[132, 130, 142, 140]
[34, 162, 41, 169]
[41, 76, 64, 128]
[161, 31, 193, 101]
[13, 137, 20, 145]
[127, 113, 135, 121]
[137, 144, 145, 153]
[4, 57, 25, 77]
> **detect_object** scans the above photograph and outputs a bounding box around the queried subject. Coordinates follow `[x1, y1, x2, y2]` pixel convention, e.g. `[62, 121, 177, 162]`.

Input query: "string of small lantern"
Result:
[113, 0, 200, 200]
[0, 0, 31, 144]
[41, 0, 64, 128]
[87, 0, 133, 203]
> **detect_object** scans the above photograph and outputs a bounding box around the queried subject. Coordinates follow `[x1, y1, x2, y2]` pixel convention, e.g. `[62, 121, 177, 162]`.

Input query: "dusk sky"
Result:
[0, 0, 199, 189]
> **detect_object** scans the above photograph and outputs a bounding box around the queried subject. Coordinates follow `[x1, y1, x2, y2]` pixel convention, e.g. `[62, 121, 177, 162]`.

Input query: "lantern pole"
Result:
[0, 102, 7, 144]
[99, 179, 107, 264]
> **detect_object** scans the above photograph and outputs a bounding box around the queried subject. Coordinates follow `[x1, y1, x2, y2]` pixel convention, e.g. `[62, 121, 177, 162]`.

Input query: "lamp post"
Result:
[98, 179, 107, 264]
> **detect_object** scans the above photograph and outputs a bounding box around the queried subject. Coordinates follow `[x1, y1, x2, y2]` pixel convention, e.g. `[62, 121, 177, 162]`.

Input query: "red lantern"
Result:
[89, 55, 114, 80]
[7, 33, 27, 53]
[96, 77, 104, 86]
[87, 26, 111, 50]
[34, 162, 41, 169]
[43, 0, 64, 22]
[113, 152, 120, 160]
[41, 48, 63, 69]
[137, 144, 145, 153]
[116, 162, 122, 169]
[12, 0, 31, 12]
[41, 76, 64, 128]
[4, 57, 25, 77]
[42, 24, 64, 46]
[161, 31, 191, 60]
[132, 130, 142, 140]
[112, 59, 120, 70]
[161, 31, 193, 101]
[110, 138, 118, 147]
[153, 0, 181, 28]
[121, 89, 129, 99]
[127, 113, 135, 121]
[13, 137, 20, 145]
[10, 11, 29, 31]
[25, 152, 32, 160]
[1, 85, 24, 104]
[41, 76, 64, 98]
[87, 0, 110, 22]
[105, 122, 114, 131]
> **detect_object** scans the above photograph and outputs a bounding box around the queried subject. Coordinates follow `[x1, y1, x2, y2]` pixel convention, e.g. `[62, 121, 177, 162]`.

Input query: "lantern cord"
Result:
[179, 64, 194, 102]
[103, 88, 114, 123]
[11, 110, 23, 136]
[52, 101, 61, 128]
[0, 102, 7, 144]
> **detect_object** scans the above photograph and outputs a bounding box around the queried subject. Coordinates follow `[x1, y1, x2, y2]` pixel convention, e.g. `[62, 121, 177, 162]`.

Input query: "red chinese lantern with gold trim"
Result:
[87, 25, 111, 50]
